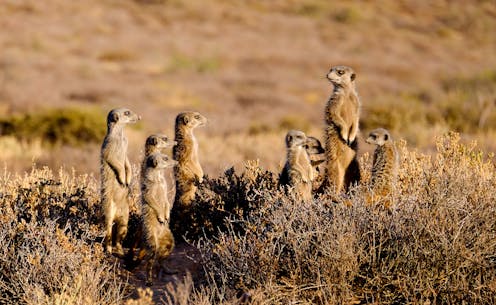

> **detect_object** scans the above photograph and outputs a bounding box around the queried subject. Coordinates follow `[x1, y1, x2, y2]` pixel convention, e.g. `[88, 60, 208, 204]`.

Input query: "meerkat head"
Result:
[285, 130, 308, 149]
[176, 111, 207, 130]
[326, 65, 356, 87]
[145, 134, 177, 150]
[146, 153, 178, 170]
[107, 108, 141, 126]
[304, 136, 325, 155]
[366, 128, 392, 146]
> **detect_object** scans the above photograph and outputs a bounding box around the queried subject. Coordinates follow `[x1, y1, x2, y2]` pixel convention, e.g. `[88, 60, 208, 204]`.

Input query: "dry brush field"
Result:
[1, 0, 496, 304]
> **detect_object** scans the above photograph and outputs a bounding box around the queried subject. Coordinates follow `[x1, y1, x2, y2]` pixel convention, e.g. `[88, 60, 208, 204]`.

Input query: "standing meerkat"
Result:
[172, 111, 207, 208]
[365, 128, 398, 207]
[279, 130, 315, 202]
[323, 65, 361, 194]
[100, 108, 140, 256]
[140, 153, 178, 286]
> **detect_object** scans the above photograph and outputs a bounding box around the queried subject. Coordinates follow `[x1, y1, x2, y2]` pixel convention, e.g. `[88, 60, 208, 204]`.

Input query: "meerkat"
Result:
[140, 153, 178, 286]
[322, 65, 361, 194]
[279, 130, 315, 202]
[100, 108, 140, 256]
[365, 128, 398, 207]
[172, 111, 207, 209]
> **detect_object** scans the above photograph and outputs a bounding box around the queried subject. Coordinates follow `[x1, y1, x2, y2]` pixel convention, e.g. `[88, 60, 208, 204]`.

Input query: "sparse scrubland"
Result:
[1, 133, 495, 304]
[1, 0, 496, 304]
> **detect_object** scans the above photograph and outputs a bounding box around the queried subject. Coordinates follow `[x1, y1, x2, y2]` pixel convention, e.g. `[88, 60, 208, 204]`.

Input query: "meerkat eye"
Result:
[162, 137, 168, 141]
[371, 135, 377, 140]
[194, 115, 200, 119]
[337, 70, 345, 76]
[124, 111, 131, 116]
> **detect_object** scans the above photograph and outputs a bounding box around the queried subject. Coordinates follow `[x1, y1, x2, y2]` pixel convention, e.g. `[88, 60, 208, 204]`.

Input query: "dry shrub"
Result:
[0, 167, 127, 304]
[0, 107, 106, 146]
[190, 132, 496, 304]
[1, 133, 496, 304]
[170, 162, 279, 241]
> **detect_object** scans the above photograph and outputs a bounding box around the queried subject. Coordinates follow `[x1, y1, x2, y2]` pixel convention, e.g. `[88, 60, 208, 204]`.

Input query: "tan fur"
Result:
[323, 65, 361, 193]
[140, 134, 176, 189]
[279, 130, 314, 202]
[173, 111, 207, 208]
[365, 128, 398, 207]
[100, 108, 140, 256]
[140, 153, 177, 286]
[304, 136, 326, 191]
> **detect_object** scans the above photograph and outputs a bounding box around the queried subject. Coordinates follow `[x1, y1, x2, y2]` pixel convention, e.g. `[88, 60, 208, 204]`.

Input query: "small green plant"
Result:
[0, 107, 106, 146]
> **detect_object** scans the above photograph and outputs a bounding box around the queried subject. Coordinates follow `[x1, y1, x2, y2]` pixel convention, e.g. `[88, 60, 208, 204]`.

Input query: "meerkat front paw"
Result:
[340, 130, 349, 144]
[117, 173, 127, 186]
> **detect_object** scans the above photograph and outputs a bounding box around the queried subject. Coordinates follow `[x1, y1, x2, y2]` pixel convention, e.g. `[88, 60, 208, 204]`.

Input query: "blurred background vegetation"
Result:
[0, 0, 495, 175]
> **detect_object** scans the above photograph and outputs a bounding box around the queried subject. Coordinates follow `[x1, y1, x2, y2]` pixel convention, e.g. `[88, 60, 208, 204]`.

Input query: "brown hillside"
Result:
[0, 0, 495, 174]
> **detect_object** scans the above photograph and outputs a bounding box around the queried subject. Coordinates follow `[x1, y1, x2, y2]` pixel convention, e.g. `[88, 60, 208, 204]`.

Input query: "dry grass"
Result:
[0, 167, 128, 304]
[2, 133, 494, 304]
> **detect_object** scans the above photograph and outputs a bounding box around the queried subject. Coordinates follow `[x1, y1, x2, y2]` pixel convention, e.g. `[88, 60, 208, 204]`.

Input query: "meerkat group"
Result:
[99, 65, 398, 284]
[278, 65, 398, 204]
[100, 109, 207, 285]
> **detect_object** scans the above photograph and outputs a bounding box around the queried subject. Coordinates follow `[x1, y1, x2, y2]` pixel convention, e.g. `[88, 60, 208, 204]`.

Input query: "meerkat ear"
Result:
[146, 137, 156, 146]
[110, 112, 119, 123]
[147, 156, 158, 168]
[183, 116, 189, 125]
[351, 73, 356, 81]
[286, 135, 293, 145]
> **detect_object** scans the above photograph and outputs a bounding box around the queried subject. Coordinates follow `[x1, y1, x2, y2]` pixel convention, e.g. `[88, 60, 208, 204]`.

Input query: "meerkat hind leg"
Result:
[104, 205, 115, 254]
[113, 216, 128, 257]
[145, 250, 157, 286]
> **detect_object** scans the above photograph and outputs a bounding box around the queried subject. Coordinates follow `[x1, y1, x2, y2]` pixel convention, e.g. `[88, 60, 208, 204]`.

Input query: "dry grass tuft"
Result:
[0, 168, 128, 304]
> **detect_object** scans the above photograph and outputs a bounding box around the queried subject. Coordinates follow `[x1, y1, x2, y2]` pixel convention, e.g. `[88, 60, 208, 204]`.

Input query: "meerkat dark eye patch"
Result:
[351, 73, 356, 81]
[384, 134, 389, 141]
[337, 70, 345, 76]
[124, 111, 131, 116]
[194, 115, 200, 119]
